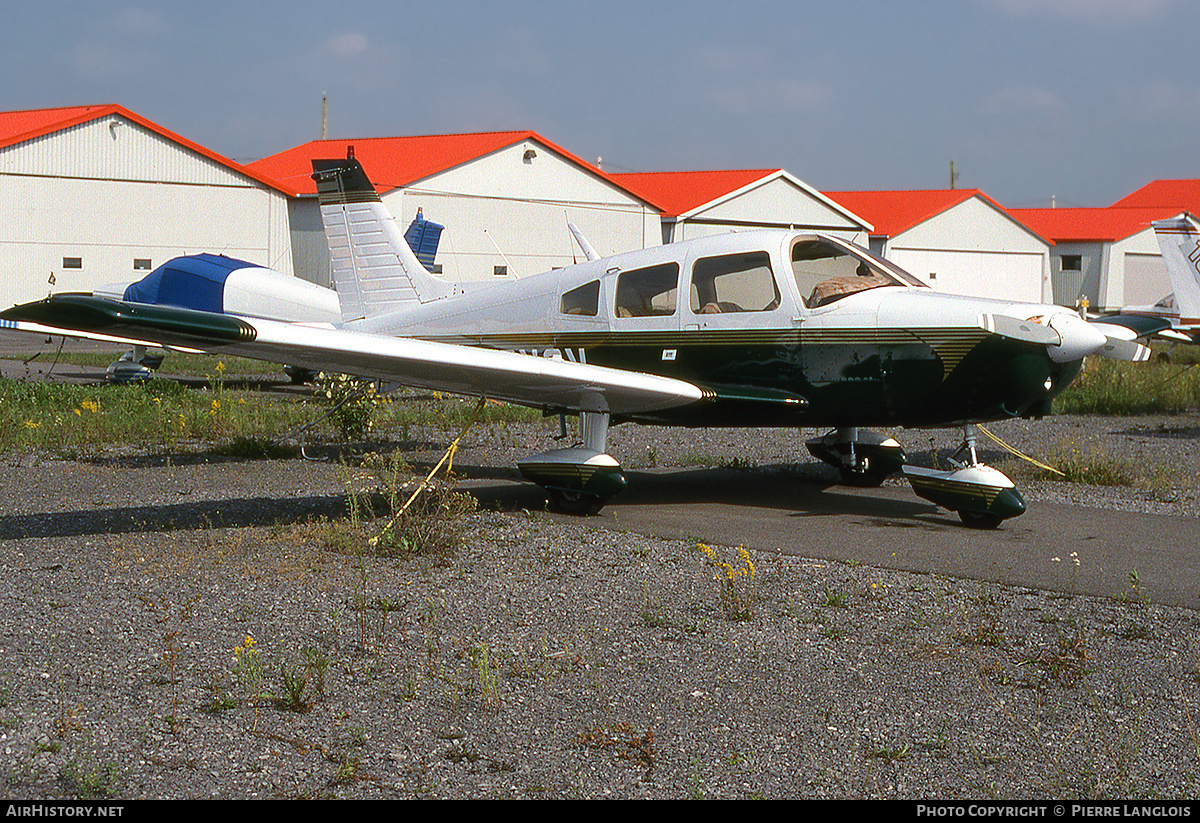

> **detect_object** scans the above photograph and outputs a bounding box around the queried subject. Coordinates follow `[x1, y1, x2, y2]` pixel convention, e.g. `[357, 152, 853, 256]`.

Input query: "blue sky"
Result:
[1, 0, 1197, 208]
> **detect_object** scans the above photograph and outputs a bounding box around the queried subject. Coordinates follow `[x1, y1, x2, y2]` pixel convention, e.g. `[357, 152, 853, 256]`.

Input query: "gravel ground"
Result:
[0, 400, 1199, 800]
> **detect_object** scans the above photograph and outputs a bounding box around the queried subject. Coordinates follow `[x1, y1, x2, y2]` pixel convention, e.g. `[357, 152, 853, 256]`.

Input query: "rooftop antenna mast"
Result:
[950, 160, 960, 190]
[321, 95, 327, 140]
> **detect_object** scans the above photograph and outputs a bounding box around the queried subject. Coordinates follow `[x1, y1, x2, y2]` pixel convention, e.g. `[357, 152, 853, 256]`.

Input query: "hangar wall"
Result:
[0, 113, 293, 306]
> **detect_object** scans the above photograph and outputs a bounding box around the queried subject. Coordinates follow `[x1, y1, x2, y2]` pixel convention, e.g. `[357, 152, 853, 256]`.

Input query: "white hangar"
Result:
[247, 132, 662, 287]
[611, 168, 871, 245]
[823, 189, 1053, 305]
[1007, 206, 1171, 312]
[0, 104, 295, 308]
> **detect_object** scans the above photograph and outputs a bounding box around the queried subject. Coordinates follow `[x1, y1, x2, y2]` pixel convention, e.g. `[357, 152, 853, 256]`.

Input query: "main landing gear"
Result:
[517, 410, 626, 515]
[106, 345, 164, 383]
[806, 427, 907, 487]
[901, 424, 1026, 529]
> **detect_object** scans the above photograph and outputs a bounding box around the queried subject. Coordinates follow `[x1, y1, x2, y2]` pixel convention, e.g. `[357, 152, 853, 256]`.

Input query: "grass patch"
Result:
[1035, 442, 1137, 486]
[2, 350, 286, 377]
[0, 370, 540, 458]
[1054, 358, 1200, 415]
[0, 378, 317, 455]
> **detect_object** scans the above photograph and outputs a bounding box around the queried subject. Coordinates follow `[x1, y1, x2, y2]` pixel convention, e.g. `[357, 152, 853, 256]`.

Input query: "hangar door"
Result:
[1122, 252, 1170, 308]
[887, 248, 1043, 303]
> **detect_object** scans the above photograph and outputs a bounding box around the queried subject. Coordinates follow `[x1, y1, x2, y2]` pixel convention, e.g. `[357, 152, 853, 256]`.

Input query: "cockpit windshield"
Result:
[790, 237, 926, 308]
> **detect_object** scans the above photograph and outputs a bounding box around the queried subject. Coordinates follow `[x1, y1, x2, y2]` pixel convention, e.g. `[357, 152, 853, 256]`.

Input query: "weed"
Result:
[232, 635, 264, 697]
[335, 450, 477, 560]
[868, 743, 911, 762]
[696, 543, 757, 621]
[199, 691, 238, 714]
[1017, 627, 1091, 689]
[276, 657, 313, 713]
[820, 586, 849, 609]
[1036, 440, 1135, 485]
[315, 372, 386, 440]
[639, 581, 673, 628]
[302, 646, 332, 699]
[468, 643, 502, 709]
[212, 436, 300, 460]
[59, 747, 123, 800]
[577, 721, 655, 775]
[957, 593, 1006, 647]
[0, 376, 316, 455]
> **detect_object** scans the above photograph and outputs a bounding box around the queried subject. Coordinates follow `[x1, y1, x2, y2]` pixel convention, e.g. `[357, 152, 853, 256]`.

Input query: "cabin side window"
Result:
[561, 280, 600, 316]
[614, 263, 679, 317]
[791, 239, 896, 308]
[689, 251, 779, 313]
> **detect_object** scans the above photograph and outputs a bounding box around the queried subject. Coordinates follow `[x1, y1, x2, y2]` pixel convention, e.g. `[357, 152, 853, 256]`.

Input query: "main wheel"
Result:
[838, 456, 888, 487]
[547, 488, 604, 516]
[958, 510, 1003, 530]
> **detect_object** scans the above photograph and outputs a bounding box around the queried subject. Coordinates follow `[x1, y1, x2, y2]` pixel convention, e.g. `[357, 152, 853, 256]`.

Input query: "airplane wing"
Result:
[1, 316, 176, 350]
[0, 295, 705, 415]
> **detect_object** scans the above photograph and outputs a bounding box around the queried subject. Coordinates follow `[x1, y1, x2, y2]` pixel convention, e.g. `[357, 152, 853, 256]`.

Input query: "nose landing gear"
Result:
[902, 424, 1026, 529]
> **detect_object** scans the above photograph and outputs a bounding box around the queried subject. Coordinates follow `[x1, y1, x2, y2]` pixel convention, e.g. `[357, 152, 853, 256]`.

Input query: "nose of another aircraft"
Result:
[1047, 311, 1108, 363]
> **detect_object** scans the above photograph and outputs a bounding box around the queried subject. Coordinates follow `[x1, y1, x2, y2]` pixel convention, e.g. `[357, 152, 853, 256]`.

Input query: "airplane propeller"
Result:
[979, 312, 1151, 362]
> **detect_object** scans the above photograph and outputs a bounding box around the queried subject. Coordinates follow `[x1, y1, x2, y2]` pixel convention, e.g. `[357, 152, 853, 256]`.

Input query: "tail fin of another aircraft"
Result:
[1152, 214, 1200, 323]
[311, 154, 452, 323]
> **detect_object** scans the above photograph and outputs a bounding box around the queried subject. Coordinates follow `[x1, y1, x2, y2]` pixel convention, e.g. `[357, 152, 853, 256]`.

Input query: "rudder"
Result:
[311, 153, 452, 323]
[1152, 214, 1200, 322]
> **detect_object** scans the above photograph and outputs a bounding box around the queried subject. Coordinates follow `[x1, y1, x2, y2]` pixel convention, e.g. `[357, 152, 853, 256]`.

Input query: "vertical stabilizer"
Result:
[311, 155, 452, 323]
[1152, 214, 1200, 322]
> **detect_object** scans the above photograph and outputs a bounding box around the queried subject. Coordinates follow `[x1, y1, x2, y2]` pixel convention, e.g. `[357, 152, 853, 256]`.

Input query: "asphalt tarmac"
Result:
[465, 467, 1199, 610]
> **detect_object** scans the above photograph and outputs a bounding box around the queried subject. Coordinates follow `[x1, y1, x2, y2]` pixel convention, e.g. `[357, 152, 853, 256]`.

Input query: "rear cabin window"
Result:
[791, 239, 897, 308]
[690, 251, 779, 313]
[561, 280, 600, 316]
[614, 262, 679, 317]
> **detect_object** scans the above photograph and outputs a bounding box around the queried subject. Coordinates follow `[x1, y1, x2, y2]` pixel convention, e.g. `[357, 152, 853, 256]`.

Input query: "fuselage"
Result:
[350, 230, 1080, 429]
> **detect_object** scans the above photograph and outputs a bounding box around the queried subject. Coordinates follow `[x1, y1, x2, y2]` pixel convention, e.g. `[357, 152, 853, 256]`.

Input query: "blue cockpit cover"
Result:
[122, 253, 260, 313]
[404, 212, 444, 271]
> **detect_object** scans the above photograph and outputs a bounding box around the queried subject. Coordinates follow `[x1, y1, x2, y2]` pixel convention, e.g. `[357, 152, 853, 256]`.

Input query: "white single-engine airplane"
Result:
[1105, 213, 1200, 348]
[1, 154, 1154, 528]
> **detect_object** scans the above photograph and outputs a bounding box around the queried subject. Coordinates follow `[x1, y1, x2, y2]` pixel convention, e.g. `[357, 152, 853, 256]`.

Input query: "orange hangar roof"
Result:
[610, 169, 784, 217]
[0, 103, 292, 194]
[246, 130, 646, 200]
[823, 189, 1013, 238]
[1111, 179, 1200, 211]
[1007, 206, 1170, 243]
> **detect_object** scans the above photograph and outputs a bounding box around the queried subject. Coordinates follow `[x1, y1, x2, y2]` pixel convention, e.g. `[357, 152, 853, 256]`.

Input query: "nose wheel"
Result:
[901, 425, 1026, 529]
[546, 488, 605, 516]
